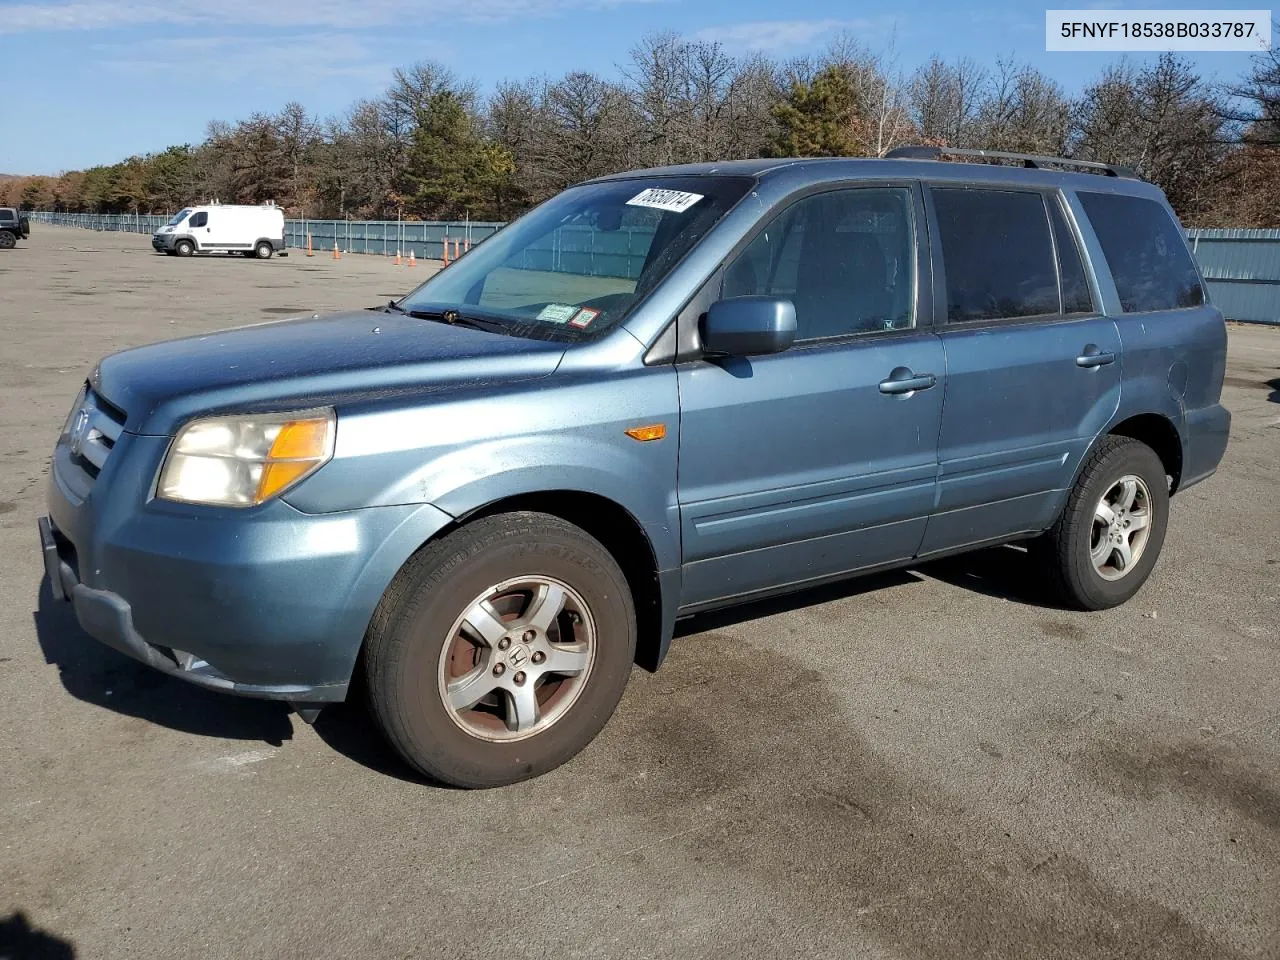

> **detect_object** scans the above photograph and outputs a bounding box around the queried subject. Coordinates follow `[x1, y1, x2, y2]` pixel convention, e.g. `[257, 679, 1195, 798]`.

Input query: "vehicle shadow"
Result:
[310, 698, 441, 787]
[1267, 377, 1279, 403]
[32, 578, 294, 746]
[0, 911, 76, 959]
[917, 542, 1057, 608]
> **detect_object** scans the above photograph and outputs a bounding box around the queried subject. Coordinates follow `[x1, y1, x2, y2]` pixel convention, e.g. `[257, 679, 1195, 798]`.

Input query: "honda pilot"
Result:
[39, 148, 1230, 787]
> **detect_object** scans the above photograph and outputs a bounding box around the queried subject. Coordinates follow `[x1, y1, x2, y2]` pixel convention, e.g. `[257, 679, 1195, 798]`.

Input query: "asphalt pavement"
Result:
[1, 226, 1277, 960]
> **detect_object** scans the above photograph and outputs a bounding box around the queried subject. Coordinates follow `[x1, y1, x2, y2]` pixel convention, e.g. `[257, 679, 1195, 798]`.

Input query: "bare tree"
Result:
[274, 102, 320, 216]
[1072, 54, 1227, 220]
[531, 72, 638, 196]
[910, 56, 988, 147]
[976, 58, 1071, 154]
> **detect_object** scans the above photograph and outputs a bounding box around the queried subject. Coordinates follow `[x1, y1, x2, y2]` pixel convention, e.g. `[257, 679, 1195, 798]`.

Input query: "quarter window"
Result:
[1078, 192, 1204, 313]
[723, 187, 916, 340]
[933, 188, 1058, 323]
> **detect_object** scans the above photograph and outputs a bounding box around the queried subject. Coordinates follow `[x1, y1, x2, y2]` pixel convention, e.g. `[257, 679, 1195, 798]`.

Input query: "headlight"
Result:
[61, 384, 88, 437]
[158, 409, 335, 507]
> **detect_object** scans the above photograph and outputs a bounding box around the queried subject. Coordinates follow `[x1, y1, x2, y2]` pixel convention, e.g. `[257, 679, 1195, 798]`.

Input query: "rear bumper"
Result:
[1179, 402, 1231, 492]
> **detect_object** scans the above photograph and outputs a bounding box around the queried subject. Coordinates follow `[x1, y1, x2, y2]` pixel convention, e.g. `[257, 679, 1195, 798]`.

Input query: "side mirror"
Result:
[700, 296, 797, 357]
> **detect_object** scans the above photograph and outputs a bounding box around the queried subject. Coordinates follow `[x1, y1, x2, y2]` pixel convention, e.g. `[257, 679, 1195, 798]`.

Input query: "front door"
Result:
[188, 210, 211, 250]
[676, 184, 944, 609]
[919, 185, 1122, 555]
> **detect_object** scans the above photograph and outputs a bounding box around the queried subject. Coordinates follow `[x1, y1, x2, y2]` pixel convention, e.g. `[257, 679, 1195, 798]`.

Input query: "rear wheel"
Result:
[0, 231, 15, 250]
[1036, 435, 1169, 610]
[174, 239, 194, 257]
[254, 241, 273, 259]
[364, 512, 636, 788]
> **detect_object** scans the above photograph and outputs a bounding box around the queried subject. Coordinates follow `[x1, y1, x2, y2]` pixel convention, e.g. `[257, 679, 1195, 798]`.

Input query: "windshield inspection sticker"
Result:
[568, 307, 600, 329]
[626, 188, 704, 213]
[536, 303, 580, 323]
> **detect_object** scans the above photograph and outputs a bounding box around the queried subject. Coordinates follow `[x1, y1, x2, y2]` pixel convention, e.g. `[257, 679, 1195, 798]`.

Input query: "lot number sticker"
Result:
[568, 308, 600, 329]
[626, 188, 704, 213]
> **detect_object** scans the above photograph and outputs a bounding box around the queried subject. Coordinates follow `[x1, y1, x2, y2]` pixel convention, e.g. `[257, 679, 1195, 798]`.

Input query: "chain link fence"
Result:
[24, 211, 505, 262]
[24, 211, 657, 278]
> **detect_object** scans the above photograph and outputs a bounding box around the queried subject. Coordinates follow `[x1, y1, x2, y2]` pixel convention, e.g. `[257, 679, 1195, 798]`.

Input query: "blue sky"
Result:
[0, 0, 1264, 173]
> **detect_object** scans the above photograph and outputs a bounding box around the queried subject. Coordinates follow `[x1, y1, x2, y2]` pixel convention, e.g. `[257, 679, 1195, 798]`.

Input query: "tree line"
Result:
[6, 33, 1280, 227]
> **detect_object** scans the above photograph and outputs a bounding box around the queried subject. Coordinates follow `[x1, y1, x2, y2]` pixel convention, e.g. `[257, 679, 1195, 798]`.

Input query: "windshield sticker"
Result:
[568, 307, 600, 329]
[536, 304, 580, 323]
[625, 188, 704, 213]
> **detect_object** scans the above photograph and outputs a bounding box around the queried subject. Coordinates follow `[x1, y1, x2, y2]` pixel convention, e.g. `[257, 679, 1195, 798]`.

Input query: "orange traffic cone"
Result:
[464, 237, 471, 253]
[306, 234, 314, 257]
[393, 249, 401, 265]
[442, 238, 451, 266]
[332, 242, 341, 260]
[407, 250, 416, 267]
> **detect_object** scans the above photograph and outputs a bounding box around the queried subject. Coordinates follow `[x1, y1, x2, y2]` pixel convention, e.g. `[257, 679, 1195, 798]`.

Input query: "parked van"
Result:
[43, 148, 1229, 788]
[151, 203, 286, 258]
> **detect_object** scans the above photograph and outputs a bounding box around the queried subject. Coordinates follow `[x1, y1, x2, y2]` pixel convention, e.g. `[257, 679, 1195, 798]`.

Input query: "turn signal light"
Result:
[625, 424, 666, 442]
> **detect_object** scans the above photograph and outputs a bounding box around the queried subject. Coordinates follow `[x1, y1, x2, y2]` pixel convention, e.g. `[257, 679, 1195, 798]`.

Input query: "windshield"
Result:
[398, 176, 754, 341]
[167, 208, 193, 226]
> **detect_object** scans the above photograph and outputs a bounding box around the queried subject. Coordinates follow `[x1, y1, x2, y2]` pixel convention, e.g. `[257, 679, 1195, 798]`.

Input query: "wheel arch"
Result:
[1107, 412, 1184, 493]
[457, 491, 668, 672]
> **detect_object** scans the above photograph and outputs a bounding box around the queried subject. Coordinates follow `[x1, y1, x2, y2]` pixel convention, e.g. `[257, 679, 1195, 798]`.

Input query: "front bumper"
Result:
[39, 515, 345, 701]
[42, 431, 455, 703]
[151, 234, 175, 251]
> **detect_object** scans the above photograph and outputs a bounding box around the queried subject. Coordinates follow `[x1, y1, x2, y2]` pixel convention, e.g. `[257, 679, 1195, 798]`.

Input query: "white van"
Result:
[152, 203, 286, 258]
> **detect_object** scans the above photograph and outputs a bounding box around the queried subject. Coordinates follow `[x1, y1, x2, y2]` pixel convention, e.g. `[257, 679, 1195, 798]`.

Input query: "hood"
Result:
[93, 310, 567, 435]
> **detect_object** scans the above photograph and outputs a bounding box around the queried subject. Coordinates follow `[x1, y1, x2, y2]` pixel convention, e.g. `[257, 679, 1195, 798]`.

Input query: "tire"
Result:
[0, 231, 15, 250]
[1036, 435, 1170, 610]
[174, 239, 195, 257]
[254, 241, 273, 259]
[364, 512, 636, 788]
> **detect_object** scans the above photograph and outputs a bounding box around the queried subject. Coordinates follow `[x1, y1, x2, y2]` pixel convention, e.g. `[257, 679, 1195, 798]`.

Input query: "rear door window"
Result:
[0, 210, 15, 223]
[932, 188, 1058, 322]
[1078, 192, 1204, 313]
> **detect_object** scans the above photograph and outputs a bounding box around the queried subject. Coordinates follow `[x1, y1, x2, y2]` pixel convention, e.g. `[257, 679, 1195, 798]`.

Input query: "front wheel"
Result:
[174, 239, 194, 257]
[254, 241, 273, 259]
[1035, 435, 1170, 610]
[364, 512, 636, 788]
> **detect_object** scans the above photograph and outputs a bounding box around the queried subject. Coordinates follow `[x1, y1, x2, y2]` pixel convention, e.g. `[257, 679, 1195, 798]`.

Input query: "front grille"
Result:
[68, 387, 127, 481]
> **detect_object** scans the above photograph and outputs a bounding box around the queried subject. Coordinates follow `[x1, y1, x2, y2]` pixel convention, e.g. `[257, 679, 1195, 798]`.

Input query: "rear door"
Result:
[919, 185, 1122, 556]
[676, 183, 945, 608]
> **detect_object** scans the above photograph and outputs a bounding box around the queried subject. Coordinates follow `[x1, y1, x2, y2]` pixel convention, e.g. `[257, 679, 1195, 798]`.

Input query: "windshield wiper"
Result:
[383, 299, 405, 312]
[405, 308, 509, 334]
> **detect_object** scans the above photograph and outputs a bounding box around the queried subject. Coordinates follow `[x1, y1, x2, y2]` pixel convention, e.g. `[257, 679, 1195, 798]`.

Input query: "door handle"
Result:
[1076, 346, 1116, 368]
[879, 368, 937, 395]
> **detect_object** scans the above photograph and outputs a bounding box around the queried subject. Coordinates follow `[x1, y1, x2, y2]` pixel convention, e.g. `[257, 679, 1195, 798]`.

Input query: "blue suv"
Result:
[39, 148, 1230, 787]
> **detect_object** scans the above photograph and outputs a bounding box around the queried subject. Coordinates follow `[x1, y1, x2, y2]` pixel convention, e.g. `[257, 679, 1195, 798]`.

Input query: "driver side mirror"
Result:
[700, 296, 797, 357]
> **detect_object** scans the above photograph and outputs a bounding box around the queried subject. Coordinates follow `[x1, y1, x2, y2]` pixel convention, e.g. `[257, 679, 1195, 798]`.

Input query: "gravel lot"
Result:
[1, 225, 1277, 960]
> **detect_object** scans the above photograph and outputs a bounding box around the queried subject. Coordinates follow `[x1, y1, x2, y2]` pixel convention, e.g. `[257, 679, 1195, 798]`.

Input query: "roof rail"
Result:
[883, 145, 1139, 180]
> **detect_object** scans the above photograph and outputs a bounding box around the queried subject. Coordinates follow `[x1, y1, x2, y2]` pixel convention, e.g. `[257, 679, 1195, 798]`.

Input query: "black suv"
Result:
[0, 208, 30, 249]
